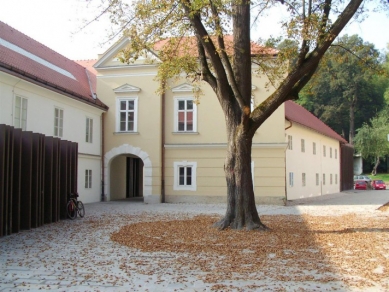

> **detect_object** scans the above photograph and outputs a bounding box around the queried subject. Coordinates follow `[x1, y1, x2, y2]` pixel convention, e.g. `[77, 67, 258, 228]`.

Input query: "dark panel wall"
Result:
[340, 143, 354, 191]
[0, 124, 78, 237]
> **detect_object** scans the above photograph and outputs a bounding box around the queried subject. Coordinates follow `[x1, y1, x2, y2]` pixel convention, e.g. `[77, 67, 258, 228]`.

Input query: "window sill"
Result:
[114, 131, 139, 135]
[172, 131, 199, 135]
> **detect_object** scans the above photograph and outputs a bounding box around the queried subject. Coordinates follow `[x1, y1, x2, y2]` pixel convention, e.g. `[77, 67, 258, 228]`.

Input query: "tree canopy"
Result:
[297, 34, 387, 143]
[354, 109, 389, 175]
[92, 0, 389, 230]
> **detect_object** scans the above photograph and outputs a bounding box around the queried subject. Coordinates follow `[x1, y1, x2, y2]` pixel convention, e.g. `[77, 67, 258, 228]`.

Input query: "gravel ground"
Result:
[1, 191, 388, 292]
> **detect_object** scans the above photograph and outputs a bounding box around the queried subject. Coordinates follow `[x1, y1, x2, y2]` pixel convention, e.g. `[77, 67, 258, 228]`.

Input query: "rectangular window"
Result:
[14, 95, 28, 130]
[174, 161, 197, 191]
[289, 172, 294, 187]
[86, 117, 93, 143]
[323, 145, 326, 157]
[302, 173, 306, 187]
[335, 149, 338, 159]
[335, 174, 338, 184]
[323, 174, 326, 185]
[301, 139, 305, 153]
[85, 169, 92, 188]
[117, 98, 138, 132]
[313, 142, 316, 155]
[175, 98, 197, 132]
[316, 173, 319, 186]
[54, 108, 64, 137]
[330, 147, 332, 158]
[330, 174, 333, 185]
[288, 135, 293, 150]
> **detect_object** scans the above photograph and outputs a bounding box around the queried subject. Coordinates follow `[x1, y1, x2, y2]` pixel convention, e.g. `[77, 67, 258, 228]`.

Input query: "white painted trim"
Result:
[97, 73, 158, 78]
[173, 161, 197, 191]
[104, 144, 153, 202]
[172, 83, 198, 93]
[174, 97, 197, 132]
[97, 64, 158, 70]
[116, 97, 138, 132]
[164, 143, 288, 149]
[94, 37, 130, 68]
[113, 84, 141, 93]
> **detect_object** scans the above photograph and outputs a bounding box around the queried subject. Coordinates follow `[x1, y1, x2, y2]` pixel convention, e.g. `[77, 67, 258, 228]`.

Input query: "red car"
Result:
[354, 180, 367, 190]
[371, 180, 386, 190]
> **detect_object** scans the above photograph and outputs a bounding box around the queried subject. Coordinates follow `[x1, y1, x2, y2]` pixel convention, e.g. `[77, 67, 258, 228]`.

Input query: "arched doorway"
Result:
[104, 144, 153, 202]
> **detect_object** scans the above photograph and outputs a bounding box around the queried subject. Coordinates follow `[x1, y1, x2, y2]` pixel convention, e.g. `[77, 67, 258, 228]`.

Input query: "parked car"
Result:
[354, 180, 367, 190]
[353, 175, 371, 183]
[371, 180, 386, 190]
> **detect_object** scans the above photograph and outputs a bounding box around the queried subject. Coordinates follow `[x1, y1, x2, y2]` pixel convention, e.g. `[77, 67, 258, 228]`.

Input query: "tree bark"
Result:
[349, 94, 356, 144]
[214, 113, 268, 231]
[372, 156, 380, 176]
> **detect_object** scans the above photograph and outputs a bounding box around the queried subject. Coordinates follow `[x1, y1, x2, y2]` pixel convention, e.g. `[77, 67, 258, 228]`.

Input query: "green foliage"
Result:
[354, 108, 389, 163]
[298, 34, 387, 140]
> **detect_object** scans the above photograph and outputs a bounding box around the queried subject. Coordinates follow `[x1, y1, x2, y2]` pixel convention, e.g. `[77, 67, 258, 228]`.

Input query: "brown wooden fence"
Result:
[0, 124, 78, 237]
[340, 143, 354, 191]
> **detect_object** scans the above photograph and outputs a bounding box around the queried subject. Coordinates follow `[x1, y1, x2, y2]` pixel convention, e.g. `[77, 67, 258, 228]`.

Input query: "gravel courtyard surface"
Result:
[1, 192, 388, 292]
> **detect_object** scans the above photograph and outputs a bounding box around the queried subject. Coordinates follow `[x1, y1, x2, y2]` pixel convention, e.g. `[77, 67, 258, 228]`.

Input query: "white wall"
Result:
[0, 71, 105, 203]
[285, 122, 341, 200]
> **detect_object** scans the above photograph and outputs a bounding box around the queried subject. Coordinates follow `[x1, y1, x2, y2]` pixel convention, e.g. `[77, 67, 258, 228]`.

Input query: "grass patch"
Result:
[365, 173, 389, 183]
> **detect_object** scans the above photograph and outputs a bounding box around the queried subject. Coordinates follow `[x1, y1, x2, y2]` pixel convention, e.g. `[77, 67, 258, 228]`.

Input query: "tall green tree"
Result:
[299, 34, 386, 144]
[98, 0, 388, 230]
[354, 109, 389, 175]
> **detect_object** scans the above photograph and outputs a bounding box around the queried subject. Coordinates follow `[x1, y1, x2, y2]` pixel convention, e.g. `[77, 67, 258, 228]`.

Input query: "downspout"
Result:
[101, 112, 105, 201]
[161, 81, 166, 203]
[284, 117, 293, 204]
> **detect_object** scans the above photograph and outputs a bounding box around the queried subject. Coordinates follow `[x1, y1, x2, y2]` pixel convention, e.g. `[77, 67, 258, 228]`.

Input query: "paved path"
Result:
[1, 191, 388, 291]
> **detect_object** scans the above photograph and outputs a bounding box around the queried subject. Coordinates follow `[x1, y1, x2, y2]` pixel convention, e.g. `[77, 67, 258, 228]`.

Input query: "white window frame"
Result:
[287, 135, 293, 150]
[323, 173, 326, 185]
[323, 145, 326, 157]
[316, 173, 319, 186]
[85, 169, 92, 189]
[330, 174, 333, 185]
[54, 107, 64, 138]
[302, 173, 306, 186]
[116, 97, 138, 132]
[289, 172, 294, 187]
[86, 117, 93, 143]
[301, 139, 305, 153]
[173, 161, 197, 191]
[14, 95, 28, 131]
[313, 142, 316, 155]
[174, 97, 197, 132]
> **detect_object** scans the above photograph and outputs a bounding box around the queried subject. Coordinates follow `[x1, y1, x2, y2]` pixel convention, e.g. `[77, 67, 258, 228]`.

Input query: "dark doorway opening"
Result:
[126, 157, 143, 198]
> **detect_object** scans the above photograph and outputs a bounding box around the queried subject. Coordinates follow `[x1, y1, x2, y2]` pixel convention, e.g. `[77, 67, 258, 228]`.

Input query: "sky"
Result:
[0, 0, 388, 61]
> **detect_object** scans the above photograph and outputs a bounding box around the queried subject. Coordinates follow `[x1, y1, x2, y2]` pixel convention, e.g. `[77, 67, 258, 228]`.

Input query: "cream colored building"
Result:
[95, 38, 288, 205]
[94, 38, 349, 205]
[285, 101, 348, 200]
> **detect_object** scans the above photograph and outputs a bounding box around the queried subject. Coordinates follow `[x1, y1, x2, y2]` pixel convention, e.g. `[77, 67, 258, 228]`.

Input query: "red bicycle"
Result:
[67, 193, 85, 219]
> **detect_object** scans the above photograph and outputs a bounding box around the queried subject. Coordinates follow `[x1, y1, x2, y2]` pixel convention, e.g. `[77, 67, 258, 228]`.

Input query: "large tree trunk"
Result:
[349, 93, 356, 144]
[214, 121, 268, 231]
[371, 156, 380, 176]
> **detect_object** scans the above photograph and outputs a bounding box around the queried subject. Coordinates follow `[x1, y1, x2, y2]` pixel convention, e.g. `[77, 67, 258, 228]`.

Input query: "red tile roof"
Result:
[0, 21, 107, 110]
[153, 35, 278, 57]
[285, 100, 347, 143]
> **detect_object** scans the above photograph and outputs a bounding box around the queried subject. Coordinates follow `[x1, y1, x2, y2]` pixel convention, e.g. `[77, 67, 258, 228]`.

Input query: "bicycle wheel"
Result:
[77, 201, 85, 218]
[67, 200, 77, 220]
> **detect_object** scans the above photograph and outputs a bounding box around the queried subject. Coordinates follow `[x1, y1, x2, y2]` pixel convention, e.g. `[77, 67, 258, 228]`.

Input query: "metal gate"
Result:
[0, 124, 78, 237]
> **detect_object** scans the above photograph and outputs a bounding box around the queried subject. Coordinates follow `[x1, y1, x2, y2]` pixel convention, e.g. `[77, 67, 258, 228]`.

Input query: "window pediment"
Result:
[172, 83, 198, 93]
[113, 84, 141, 93]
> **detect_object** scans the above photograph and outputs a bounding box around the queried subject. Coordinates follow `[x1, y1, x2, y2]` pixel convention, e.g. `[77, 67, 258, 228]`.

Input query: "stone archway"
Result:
[104, 144, 155, 203]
